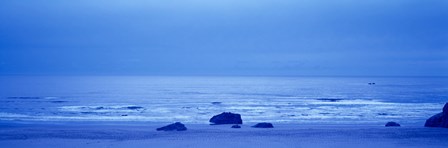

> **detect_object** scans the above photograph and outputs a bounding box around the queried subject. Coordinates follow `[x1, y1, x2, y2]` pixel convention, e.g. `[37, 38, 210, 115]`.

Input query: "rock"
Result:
[425, 113, 448, 127]
[156, 122, 187, 131]
[252, 122, 274, 128]
[425, 103, 448, 128]
[443, 103, 448, 115]
[209, 112, 243, 125]
[231, 125, 241, 128]
[385, 122, 400, 127]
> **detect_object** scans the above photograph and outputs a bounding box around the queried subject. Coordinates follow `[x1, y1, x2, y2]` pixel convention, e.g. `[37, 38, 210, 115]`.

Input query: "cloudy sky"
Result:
[0, 0, 447, 76]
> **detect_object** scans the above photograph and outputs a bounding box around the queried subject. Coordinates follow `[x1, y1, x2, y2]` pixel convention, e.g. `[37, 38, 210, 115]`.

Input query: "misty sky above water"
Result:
[0, 0, 447, 76]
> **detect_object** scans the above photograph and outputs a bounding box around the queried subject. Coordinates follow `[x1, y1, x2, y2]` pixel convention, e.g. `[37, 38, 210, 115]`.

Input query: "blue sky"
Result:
[0, 0, 447, 76]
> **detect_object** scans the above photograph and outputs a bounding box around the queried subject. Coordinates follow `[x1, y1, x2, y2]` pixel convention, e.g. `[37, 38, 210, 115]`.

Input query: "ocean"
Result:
[0, 76, 447, 125]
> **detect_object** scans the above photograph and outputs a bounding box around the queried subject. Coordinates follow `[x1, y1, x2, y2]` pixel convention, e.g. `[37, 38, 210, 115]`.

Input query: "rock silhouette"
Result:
[385, 122, 401, 127]
[209, 112, 243, 125]
[252, 122, 274, 128]
[425, 103, 448, 128]
[156, 122, 187, 131]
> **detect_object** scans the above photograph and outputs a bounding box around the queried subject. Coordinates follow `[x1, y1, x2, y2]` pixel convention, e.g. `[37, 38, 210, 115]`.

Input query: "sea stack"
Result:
[424, 103, 448, 128]
[209, 112, 243, 125]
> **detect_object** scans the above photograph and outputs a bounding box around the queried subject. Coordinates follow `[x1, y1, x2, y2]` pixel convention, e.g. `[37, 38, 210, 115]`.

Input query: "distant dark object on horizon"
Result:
[209, 112, 243, 125]
[385, 122, 401, 127]
[252, 122, 274, 128]
[368, 83, 376, 85]
[231, 125, 241, 128]
[316, 98, 343, 102]
[156, 122, 187, 131]
[211, 102, 222, 105]
[425, 103, 448, 128]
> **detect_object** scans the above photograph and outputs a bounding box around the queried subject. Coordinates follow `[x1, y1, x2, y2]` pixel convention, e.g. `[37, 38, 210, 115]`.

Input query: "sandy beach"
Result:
[1, 122, 448, 148]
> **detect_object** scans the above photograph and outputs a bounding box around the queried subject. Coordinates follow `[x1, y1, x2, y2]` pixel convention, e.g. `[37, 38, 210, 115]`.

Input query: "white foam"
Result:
[59, 105, 144, 113]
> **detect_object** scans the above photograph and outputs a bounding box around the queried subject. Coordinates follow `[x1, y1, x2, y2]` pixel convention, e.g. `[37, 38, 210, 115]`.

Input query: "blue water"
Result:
[0, 76, 447, 125]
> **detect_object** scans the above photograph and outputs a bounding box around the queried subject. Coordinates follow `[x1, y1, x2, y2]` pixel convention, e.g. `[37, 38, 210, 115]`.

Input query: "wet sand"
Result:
[1, 122, 447, 148]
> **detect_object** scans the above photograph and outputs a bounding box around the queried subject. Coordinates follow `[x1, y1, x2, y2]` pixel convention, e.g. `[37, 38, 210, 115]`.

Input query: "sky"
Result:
[0, 0, 447, 76]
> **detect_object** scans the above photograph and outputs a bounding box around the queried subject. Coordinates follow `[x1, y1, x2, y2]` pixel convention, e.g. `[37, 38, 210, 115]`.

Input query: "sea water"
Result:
[0, 76, 447, 125]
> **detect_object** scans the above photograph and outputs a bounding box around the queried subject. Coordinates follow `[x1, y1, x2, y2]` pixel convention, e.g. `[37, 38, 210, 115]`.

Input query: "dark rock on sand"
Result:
[231, 125, 241, 128]
[385, 122, 401, 127]
[252, 122, 274, 128]
[156, 122, 187, 131]
[209, 112, 243, 125]
[425, 103, 448, 128]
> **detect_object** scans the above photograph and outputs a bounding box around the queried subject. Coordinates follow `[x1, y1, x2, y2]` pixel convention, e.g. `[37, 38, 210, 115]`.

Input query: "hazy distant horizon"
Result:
[1, 73, 447, 77]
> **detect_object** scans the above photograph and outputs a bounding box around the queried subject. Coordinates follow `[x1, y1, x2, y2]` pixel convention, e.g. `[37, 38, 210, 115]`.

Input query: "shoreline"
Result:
[0, 119, 429, 128]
